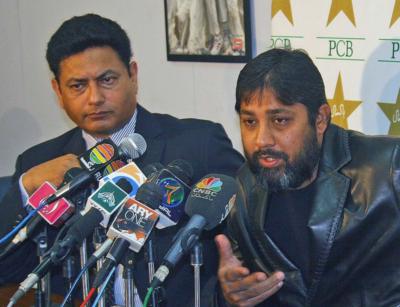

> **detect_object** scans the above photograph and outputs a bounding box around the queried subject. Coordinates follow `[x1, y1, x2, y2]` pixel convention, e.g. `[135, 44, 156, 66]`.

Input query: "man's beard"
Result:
[247, 127, 321, 192]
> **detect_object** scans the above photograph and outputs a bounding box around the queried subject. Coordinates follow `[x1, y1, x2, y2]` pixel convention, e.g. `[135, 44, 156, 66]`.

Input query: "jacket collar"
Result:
[319, 124, 351, 173]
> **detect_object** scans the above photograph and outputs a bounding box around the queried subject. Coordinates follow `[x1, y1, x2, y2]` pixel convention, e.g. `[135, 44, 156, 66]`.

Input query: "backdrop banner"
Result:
[270, 0, 400, 135]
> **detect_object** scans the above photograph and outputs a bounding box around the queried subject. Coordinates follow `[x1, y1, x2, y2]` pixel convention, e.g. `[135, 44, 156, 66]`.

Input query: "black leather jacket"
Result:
[228, 124, 400, 307]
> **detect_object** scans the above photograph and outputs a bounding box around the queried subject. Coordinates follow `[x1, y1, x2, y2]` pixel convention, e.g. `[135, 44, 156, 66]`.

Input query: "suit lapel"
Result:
[62, 128, 86, 155]
[133, 105, 165, 169]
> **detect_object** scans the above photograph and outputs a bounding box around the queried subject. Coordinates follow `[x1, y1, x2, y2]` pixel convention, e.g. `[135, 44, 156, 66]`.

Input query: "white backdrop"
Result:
[0, 0, 270, 176]
[271, 0, 400, 135]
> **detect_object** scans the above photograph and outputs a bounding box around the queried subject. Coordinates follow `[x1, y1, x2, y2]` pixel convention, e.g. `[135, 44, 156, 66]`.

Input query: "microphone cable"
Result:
[60, 238, 113, 307]
[90, 265, 116, 307]
[0, 199, 49, 245]
[143, 286, 155, 307]
[79, 287, 96, 307]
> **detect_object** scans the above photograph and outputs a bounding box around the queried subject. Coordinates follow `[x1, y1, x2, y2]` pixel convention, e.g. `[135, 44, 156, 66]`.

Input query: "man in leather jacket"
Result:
[215, 48, 400, 306]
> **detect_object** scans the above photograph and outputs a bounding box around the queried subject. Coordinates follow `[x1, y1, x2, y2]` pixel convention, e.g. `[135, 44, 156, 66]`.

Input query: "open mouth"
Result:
[258, 155, 282, 168]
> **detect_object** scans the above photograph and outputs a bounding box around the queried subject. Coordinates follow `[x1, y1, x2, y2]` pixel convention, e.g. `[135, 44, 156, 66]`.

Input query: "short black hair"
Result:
[46, 13, 132, 80]
[235, 48, 327, 124]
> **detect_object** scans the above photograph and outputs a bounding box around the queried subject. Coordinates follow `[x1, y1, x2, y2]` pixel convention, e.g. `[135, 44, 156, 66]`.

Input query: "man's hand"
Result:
[22, 154, 80, 195]
[215, 234, 285, 307]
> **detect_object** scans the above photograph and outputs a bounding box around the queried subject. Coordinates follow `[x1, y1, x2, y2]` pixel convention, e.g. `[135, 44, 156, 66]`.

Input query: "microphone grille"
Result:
[166, 159, 193, 185]
[119, 133, 147, 159]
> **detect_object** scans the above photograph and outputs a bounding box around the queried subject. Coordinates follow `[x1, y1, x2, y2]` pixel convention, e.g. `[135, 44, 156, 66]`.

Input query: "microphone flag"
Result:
[87, 181, 130, 227]
[28, 181, 74, 226]
[107, 198, 159, 252]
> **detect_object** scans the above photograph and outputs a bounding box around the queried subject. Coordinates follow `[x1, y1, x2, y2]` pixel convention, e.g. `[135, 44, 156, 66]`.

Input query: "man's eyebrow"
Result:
[96, 69, 120, 80]
[239, 109, 255, 116]
[65, 77, 87, 86]
[239, 108, 292, 116]
[267, 108, 292, 115]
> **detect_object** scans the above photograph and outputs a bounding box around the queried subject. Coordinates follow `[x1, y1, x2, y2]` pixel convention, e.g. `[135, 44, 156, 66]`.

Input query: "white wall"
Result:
[0, 0, 270, 176]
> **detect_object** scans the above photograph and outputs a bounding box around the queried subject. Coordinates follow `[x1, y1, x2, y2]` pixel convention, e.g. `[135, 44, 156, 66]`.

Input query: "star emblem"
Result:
[272, 0, 294, 25]
[327, 73, 362, 129]
[378, 89, 400, 135]
[327, 0, 356, 26]
[390, 0, 400, 27]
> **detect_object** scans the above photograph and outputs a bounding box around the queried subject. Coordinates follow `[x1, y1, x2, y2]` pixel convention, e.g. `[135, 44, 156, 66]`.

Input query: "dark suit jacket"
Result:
[0, 105, 244, 306]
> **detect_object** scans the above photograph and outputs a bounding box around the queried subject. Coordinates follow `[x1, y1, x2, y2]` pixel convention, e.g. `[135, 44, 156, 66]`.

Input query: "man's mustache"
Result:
[253, 148, 289, 162]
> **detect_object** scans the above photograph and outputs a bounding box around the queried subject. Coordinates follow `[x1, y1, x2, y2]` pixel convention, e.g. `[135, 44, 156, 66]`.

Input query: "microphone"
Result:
[8, 179, 133, 306]
[92, 182, 163, 288]
[1, 169, 83, 257]
[142, 162, 164, 182]
[150, 159, 193, 229]
[107, 181, 162, 252]
[79, 134, 146, 172]
[44, 133, 146, 205]
[150, 174, 237, 288]
[99, 161, 147, 198]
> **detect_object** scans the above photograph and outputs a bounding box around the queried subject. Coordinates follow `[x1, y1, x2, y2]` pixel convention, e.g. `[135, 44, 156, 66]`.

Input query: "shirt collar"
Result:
[81, 108, 138, 149]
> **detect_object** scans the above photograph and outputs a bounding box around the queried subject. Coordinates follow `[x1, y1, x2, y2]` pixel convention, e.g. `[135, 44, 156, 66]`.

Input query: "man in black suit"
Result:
[0, 14, 243, 306]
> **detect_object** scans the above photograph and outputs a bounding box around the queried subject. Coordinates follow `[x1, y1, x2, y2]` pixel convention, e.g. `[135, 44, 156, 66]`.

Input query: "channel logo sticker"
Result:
[89, 181, 128, 214]
[158, 177, 185, 208]
[89, 143, 115, 165]
[103, 160, 126, 176]
[196, 177, 223, 192]
[100, 162, 146, 198]
[191, 177, 223, 201]
[79, 139, 118, 171]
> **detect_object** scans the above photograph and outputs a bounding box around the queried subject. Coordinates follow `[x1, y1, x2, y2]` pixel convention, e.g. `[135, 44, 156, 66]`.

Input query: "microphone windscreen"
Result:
[185, 174, 237, 230]
[142, 162, 164, 178]
[166, 159, 193, 185]
[119, 133, 147, 159]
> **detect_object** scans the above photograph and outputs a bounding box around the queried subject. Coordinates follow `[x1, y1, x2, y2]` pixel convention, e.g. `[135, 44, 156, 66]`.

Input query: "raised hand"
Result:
[215, 234, 285, 307]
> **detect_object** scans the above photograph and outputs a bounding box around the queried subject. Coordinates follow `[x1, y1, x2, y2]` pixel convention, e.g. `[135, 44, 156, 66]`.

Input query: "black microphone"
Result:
[92, 182, 163, 288]
[79, 134, 147, 171]
[149, 159, 193, 229]
[150, 174, 237, 288]
[45, 133, 146, 205]
[142, 162, 164, 182]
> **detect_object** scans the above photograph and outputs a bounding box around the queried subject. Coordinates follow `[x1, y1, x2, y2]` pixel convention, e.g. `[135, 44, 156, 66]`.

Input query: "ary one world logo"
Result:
[158, 177, 185, 208]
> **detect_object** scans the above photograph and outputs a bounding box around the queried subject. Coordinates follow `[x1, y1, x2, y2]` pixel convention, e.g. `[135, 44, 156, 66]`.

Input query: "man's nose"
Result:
[255, 124, 275, 149]
[87, 82, 105, 105]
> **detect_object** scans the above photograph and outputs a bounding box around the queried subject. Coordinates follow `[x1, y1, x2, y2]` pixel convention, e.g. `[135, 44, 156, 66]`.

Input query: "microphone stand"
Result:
[122, 250, 136, 307]
[62, 254, 76, 306]
[33, 226, 49, 307]
[191, 242, 203, 307]
[145, 239, 158, 307]
[93, 227, 107, 307]
[79, 238, 90, 300]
